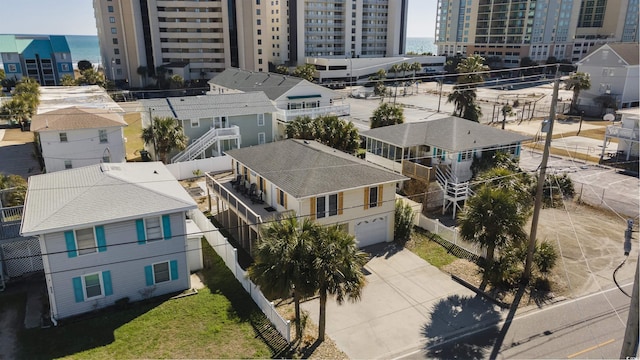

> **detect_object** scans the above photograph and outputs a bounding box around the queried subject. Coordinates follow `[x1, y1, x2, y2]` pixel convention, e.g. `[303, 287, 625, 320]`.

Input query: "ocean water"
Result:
[66, 35, 101, 67]
[406, 37, 437, 55]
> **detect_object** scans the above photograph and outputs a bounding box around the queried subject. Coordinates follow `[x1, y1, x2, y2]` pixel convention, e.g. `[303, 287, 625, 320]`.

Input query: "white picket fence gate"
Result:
[418, 215, 487, 259]
[188, 209, 291, 343]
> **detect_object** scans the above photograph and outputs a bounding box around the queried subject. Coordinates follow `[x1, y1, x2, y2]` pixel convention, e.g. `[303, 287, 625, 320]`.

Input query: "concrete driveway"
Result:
[300, 244, 499, 359]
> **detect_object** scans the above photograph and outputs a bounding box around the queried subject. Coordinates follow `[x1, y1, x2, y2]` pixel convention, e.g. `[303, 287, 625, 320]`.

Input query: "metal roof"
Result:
[209, 68, 304, 100]
[20, 162, 197, 236]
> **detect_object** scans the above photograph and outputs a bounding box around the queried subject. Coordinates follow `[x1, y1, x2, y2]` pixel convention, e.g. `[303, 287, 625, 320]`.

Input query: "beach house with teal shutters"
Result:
[20, 162, 197, 321]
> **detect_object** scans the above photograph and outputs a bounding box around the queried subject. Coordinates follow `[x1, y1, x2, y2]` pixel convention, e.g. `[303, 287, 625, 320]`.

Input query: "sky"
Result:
[0, 0, 437, 38]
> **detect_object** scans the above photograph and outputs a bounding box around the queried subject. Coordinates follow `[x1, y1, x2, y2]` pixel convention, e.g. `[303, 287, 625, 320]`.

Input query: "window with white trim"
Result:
[99, 129, 108, 143]
[7, 64, 17, 72]
[83, 273, 103, 298]
[102, 154, 111, 163]
[257, 113, 265, 126]
[153, 262, 171, 283]
[60, 132, 68, 142]
[64, 160, 72, 169]
[460, 150, 473, 161]
[145, 217, 163, 242]
[317, 193, 338, 218]
[61, 63, 69, 71]
[369, 186, 379, 208]
[76, 227, 97, 255]
[191, 118, 200, 127]
[258, 132, 266, 144]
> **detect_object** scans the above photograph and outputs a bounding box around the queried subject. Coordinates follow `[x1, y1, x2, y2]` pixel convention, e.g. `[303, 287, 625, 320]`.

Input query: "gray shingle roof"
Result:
[209, 68, 304, 100]
[140, 92, 276, 120]
[585, 43, 640, 66]
[225, 139, 407, 198]
[20, 162, 197, 236]
[31, 106, 127, 132]
[360, 117, 531, 152]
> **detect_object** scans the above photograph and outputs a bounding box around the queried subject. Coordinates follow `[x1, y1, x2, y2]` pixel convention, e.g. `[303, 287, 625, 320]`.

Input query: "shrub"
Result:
[534, 241, 558, 275]
[394, 200, 415, 244]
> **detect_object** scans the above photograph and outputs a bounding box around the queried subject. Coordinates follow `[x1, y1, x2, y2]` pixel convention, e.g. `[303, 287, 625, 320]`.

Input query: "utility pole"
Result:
[524, 64, 560, 281]
[149, 108, 158, 161]
[620, 257, 639, 358]
[437, 79, 443, 112]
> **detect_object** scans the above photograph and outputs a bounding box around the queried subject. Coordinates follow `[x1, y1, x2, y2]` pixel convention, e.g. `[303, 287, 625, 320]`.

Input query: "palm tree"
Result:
[500, 103, 514, 129]
[374, 68, 387, 81]
[1, 98, 32, 128]
[0, 174, 27, 207]
[458, 185, 527, 269]
[313, 225, 368, 341]
[456, 55, 488, 86]
[564, 72, 591, 113]
[285, 116, 319, 140]
[60, 74, 76, 86]
[447, 87, 476, 118]
[141, 116, 188, 163]
[247, 216, 319, 339]
[370, 103, 404, 128]
[169, 74, 184, 89]
[137, 66, 148, 87]
[389, 64, 401, 79]
[320, 115, 359, 154]
[292, 64, 316, 82]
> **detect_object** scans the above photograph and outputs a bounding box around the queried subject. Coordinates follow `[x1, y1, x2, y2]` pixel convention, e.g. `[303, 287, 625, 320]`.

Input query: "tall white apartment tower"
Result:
[94, 0, 410, 85]
[94, 0, 232, 88]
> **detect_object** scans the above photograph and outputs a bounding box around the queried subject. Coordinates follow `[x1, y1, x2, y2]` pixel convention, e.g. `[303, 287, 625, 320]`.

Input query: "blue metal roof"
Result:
[49, 35, 71, 53]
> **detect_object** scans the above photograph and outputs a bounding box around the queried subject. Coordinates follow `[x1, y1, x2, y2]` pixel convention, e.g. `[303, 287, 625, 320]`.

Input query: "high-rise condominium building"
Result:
[435, 0, 639, 66]
[93, 0, 408, 88]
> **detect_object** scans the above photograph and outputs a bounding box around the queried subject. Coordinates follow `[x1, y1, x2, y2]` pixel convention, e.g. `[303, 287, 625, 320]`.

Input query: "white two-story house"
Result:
[208, 68, 350, 139]
[20, 162, 197, 321]
[208, 139, 407, 253]
[31, 106, 127, 172]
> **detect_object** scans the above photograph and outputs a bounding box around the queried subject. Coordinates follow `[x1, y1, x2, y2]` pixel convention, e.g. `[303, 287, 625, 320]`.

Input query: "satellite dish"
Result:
[603, 113, 615, 121]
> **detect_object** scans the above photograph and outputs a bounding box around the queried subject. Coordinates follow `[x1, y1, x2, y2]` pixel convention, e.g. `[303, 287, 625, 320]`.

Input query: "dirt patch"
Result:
[276, 301, 349, 360]
[439, 202, 635, 306]
[0, 305, 19, 360]
[1, 129, 35, 143]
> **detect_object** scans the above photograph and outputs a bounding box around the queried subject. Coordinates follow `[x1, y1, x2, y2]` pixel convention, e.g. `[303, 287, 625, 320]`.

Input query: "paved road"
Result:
[396, 282, 634, 359]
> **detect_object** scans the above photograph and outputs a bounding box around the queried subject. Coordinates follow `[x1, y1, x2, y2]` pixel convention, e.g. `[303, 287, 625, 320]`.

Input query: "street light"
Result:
[346, 55, 353, 87]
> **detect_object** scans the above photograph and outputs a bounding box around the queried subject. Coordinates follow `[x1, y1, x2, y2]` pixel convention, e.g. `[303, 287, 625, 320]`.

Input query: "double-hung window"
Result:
[59, 132, 68, 142]
[136, 215, 172, 244]
[99, 129, 108, 143]
[65, 226, 106, 257]
[144, 260, 179, 285]
[364, 186, 383, 209]
[72, 271, 113, 302]
[257, 113, 265, 126]
[316, 194, 339, 218]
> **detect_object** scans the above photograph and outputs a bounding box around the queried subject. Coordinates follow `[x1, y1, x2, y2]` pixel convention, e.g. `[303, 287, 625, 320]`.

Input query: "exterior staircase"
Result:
[435, 165, 473, 218]
[171, 126, 241, 163]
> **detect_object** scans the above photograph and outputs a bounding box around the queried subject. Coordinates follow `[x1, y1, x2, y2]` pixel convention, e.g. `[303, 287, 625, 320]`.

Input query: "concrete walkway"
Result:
[300, 245, 498, 359]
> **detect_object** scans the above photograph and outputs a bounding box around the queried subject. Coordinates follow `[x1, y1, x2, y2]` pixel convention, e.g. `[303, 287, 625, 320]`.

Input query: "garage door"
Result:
[354, 216, 388, 248]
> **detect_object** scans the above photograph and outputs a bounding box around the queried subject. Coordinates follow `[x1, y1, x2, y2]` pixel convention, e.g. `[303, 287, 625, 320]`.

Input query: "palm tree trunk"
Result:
[294, 291, 302, 339]
[318, 288, 327, 342]
[486, 244, 495, 266]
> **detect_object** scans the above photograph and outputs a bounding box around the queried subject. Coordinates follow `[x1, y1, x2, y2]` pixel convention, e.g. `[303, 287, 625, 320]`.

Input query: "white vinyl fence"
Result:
[418, 215, 487, 258]
[166, 156, 232, 180]
[188, 209, 291, 343]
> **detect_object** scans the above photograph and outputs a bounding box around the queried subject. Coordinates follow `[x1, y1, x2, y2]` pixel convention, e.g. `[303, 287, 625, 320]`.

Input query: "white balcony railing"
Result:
[276, 104, 350, 122]
[172, 126, 240, 163]
[606, 126, 639, 141]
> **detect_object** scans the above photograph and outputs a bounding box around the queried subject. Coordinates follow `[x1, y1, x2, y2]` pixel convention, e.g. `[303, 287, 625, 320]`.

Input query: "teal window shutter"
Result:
[136, 219, 146, 244]
[162, 215, 172, 240]
[102, 271, 113, 296]
[95, 226, 107, 252]
[441, 150, 446, 160]
[144, 265, 154, 286]
[457, 153, 462, 162]
[515, 144, 521, 156]
[65, 231, 77, 258]
[72, 277, 84, 302]
[170, 260, 179, 280]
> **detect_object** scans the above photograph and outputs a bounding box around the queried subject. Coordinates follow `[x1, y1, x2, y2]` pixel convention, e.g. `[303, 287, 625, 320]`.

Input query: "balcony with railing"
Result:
[606, 125, 639, 141]
[206, 174, 291, 228]
[276, 104, 350, 122]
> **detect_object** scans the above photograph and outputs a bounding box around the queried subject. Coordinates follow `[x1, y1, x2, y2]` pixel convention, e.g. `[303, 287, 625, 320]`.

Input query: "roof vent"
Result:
[303, 140, 310, 144]
[153, 170, 159, 174]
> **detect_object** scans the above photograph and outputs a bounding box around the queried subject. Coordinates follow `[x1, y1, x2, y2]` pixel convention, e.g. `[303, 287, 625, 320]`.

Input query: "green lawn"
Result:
[405, 228, 458, 269]
[18, 240, 273, 359]
[123, 113, 145, 161]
